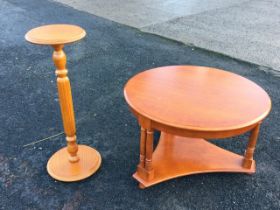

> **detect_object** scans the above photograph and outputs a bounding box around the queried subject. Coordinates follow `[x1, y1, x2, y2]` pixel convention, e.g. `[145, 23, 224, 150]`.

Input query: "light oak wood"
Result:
[25, 24, 101, 182]
[25, 24, 86, 45]
[125, 66, 271, 132]
[145, 129, 154, 181]
[53, 44, 79, 163]
[139, 127, 146, 168]
[124, 66, 271, 188]
[47, 145, 101, 182]
[243, 123, 261, 168]
[133, 133, 255, 188]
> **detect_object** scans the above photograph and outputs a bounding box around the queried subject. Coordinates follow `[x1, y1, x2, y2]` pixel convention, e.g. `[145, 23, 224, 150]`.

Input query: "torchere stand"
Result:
[25, 24, 101, 182]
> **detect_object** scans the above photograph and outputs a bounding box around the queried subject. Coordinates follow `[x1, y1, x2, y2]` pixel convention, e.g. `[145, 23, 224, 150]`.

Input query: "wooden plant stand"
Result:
[25, 24, 101, 182]
[124, 66, 271, 188]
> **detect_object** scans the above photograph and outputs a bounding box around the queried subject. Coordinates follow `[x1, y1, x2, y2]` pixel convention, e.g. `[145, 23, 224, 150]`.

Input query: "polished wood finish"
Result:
[53, 44, 79, 163]
[139, 127, 146, 168]
[25, 24, 86, 45]
[124, 66, 271, 188]
[145, 129, 154, 180]
[47, 145, 101, 182]
[243, 123, 261, 168]
[25, 24, 101, 182]
[133, 133, 255, 188]
[125, 66, 271, 132]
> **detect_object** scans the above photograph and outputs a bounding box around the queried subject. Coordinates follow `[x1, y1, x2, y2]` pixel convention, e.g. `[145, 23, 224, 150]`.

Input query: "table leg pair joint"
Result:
[136, 127, 155, 182]
[243, 123, 260, 169]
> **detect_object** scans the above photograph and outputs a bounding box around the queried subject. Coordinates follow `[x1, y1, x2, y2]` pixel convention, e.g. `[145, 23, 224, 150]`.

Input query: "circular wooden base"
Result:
[47, 145, 101, 182]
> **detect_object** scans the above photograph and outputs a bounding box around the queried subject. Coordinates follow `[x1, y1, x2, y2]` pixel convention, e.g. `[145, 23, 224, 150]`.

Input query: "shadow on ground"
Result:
[0, 0, 279, 209]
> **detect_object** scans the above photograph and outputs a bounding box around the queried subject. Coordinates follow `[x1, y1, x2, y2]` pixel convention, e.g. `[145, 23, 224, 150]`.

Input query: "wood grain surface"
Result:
[124, 66, 271, 132]
[124, 65, 271, 188]
[25, 24, 101, 182]
[25, 24, 86, 45]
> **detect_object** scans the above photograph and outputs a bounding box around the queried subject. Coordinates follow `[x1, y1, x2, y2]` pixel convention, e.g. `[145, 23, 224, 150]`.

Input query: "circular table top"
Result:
[124, 66, 271, 131]
[25, 24, 86, 45]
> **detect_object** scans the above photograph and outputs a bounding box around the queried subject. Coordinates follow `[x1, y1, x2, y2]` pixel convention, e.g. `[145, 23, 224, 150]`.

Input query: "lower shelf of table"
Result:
[133, 132, 255, 188]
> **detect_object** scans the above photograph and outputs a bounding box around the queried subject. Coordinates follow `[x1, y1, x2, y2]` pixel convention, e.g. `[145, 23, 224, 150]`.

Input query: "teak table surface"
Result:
[124, 65, 271, 188]
[125, 65, 271, 132]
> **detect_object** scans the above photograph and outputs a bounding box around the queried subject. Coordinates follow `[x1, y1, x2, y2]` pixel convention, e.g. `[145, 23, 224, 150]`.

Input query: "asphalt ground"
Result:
[0, 0, 279, 209]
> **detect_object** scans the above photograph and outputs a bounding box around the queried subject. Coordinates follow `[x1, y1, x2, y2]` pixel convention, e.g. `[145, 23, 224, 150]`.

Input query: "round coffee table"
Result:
[124, 66, 271, 189]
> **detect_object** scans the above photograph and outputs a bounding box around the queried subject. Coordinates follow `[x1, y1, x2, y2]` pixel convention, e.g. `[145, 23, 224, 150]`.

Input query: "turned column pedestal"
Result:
[25, 24, 101, 182]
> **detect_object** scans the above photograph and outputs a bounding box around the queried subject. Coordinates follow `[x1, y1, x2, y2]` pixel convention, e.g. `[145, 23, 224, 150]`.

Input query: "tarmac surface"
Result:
[55, 0, 280, 71]
[0, 0, 280, 209]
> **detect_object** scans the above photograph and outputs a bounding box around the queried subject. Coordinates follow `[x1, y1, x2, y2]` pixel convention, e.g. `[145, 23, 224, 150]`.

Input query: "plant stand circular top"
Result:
[124, 65, 271, 188]
[25, 24, 86, 45]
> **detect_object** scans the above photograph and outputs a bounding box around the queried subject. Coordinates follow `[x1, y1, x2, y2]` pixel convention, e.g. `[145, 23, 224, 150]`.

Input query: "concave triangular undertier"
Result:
[133, 132, 255, 188]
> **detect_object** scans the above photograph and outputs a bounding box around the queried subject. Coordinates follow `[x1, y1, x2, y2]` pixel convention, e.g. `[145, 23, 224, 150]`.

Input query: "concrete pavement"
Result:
[54, 0, 280, 71]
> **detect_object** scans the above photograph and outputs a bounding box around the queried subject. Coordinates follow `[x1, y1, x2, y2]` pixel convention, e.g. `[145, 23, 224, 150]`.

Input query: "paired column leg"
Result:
[139, 127, 146, 168]
[136, 126, 154, 188]
[145, 129, 154, 174]
[243, 123, 261, 169]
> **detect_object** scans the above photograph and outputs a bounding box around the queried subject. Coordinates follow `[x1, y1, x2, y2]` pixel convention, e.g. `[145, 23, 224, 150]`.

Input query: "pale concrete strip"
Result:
[143, 0, 280, 71]
[53, 0, 280, 71]
[53, 0, 247, 27]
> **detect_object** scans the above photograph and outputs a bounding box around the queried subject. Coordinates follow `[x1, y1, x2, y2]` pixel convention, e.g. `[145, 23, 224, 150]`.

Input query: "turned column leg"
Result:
[138, 127, 146, 189]
[243, 123, 261, 169]
[139, 127, 146, 168]
[145, 129, 154, 180]
[136, 127, 154, 188]
[52, 44, 79, 163]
